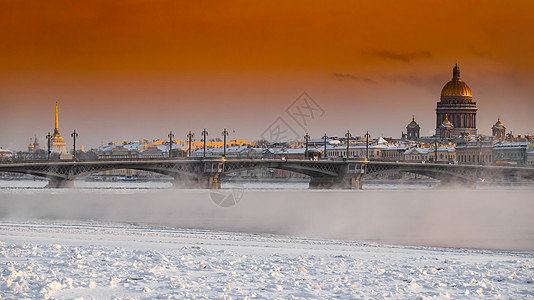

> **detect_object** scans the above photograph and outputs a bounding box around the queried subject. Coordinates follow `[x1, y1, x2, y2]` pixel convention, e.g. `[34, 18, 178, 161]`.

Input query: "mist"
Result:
[0, 188, 532, 252]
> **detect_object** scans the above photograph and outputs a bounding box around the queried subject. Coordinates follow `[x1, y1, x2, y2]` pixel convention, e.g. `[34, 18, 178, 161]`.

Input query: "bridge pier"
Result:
[202, 174, 221, 189]
[309, 175, 363, 190]
[171, 174, 221, 189]
[435, 178, 477, 189]
[45, 178, 75, 188]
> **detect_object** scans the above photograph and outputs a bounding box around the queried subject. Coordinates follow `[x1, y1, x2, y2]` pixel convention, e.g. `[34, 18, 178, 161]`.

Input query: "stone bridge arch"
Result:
[362, 163, 478, 187]
[221, 160, 342, 178]
[71, 162, 200, 180]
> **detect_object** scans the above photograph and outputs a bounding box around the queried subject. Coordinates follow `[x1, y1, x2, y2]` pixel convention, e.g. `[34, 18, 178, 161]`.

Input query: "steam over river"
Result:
[1, 181, 533, 252]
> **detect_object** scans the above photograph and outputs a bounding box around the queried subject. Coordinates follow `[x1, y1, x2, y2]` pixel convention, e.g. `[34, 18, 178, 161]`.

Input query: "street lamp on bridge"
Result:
[222, 128, 229, 158]
[322, 133, 328, 159]
[477, 136, 483, 165]
[345, 130, 352, 159]
[71, 130, 78, 160]
[187, 131, 194, 158]
[46, 132, 51, 160]
[304, 133, 310, 159]
[364, 131, 371, 160]
[202, 128, 208, 158]
[168, 131, 174, 158]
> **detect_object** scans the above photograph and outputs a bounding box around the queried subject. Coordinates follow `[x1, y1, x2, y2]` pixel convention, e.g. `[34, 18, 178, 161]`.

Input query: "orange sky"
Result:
[1, 0, 533, 149]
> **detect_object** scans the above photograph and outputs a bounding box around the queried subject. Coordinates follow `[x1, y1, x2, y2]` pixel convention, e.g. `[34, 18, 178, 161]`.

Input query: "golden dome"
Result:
[409, 115, 418, 125]
[495, 117, 503, 126]
[440, 64, 472, 96]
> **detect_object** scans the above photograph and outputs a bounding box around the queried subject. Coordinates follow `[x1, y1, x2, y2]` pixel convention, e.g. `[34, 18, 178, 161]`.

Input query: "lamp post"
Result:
[477, 136, 482, 164]
[304, 133, 310, 159]
[322, 133, 328, 159]
[168, 131, 174, 158]
[187, 131, 194, 158]
[345, 130, 351, 159]
[46, 132, 51, 160]
[71, 130, 78, 160]
[222, 128, 228, 158]
[202, 128, 208, 158]
[364, 131, 371, 160]
[434, 135, 438, 163]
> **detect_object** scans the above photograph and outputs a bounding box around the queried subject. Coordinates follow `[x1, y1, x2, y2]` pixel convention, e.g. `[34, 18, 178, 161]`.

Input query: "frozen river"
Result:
[1, 181, 533, 298]
[1, 180, 533, 252]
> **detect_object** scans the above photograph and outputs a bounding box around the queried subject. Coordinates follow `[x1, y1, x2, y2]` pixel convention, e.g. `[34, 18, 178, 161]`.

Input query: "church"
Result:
[404, 64, 505, 141]
[436, 64, 478, 138]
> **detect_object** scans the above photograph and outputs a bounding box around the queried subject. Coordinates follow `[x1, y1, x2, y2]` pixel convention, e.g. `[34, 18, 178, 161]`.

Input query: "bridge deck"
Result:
[1, 158, 533, 189]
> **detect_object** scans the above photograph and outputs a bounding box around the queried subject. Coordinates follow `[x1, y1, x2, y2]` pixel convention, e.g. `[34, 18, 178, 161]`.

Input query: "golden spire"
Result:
[55, 102, 58, 131]
[53, 101, 60, 135]
[452, 63, 460, 80]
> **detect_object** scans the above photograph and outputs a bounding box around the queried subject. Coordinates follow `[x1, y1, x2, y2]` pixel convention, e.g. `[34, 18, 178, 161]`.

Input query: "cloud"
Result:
[363, 50, 432, 63]
[383, 73, 444, 94]
[333, 73, 376, 84]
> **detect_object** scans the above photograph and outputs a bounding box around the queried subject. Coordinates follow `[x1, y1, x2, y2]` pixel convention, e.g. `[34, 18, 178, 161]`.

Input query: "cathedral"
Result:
[404, 64, 507, 141]
[50, 102, 67, 154]
[435, 64, 477, 138]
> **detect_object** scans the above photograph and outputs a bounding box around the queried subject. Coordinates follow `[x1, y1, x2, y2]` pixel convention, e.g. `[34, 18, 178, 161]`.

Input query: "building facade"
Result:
[455, 141, 493, 164]
[492, 142, 528, 165]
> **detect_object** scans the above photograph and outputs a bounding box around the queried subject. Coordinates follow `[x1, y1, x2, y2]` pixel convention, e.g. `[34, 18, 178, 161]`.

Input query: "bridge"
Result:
[1, 158, 533, 189]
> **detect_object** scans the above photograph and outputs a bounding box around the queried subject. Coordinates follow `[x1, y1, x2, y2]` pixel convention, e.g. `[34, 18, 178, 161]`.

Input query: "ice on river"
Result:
[1, 220, 533, 299]
[0, 187, 533, 251]
[0, 184, 533, 298]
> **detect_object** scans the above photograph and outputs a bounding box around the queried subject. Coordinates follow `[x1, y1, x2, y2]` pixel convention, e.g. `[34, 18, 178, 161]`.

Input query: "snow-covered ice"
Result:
[1, 219, 533, 299]
[0, 184, 533, 298]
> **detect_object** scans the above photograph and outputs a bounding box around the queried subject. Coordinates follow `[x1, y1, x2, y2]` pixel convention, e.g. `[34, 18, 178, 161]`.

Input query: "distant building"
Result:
[493, 142, 529, 165]
[325, 138, 388, 159]
[455, 140, 493, 164]
[50, 102, 67, 154]
[27, 135, 40, 152]
[98, 144, 140, 159]
[404, 147, 431, 162]
[406, 116, 420, 140]
[492, 117, 506, 139]
[381, 145, 410, 161]
[527, 144, 534, 166]
[139, 145, 167, 158]
[436, 64, 477, 138]
[402, 146, 455, 163]
[0, 149, 13, 161]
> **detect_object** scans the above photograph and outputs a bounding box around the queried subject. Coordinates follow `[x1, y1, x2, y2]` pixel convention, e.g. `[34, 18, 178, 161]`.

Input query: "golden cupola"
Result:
[441, 114, 453, 128]
[441, 64, 472, 96]
[495, 117, 504, 126]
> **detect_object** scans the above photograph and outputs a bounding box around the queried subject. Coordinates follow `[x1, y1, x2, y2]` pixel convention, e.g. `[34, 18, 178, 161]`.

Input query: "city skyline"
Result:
[1, 1, 533, 150]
